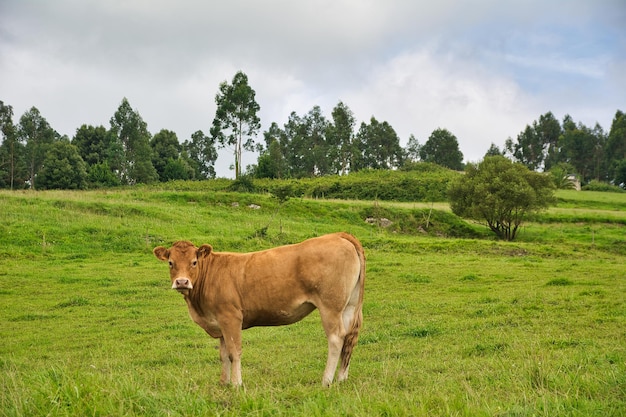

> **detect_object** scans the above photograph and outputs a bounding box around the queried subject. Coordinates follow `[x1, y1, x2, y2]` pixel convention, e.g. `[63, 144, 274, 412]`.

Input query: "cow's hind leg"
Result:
[319, 309, 346, 386]
[338, 280, 363, 382]
[338, 305, 362, 382]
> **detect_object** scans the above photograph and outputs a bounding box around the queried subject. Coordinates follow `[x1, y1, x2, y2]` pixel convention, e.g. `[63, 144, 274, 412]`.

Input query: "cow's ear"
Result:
[197, 244, 213, 258]
[153, 246, 169, 261]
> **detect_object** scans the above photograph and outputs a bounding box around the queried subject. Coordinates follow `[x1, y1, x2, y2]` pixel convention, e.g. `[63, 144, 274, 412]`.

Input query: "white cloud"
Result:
[343, 47, 535, 161]
[1, 0, 624, 177]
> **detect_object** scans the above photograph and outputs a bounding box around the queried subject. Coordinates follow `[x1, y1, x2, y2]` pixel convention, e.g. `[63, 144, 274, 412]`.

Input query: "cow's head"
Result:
[153, 241, 212, 294]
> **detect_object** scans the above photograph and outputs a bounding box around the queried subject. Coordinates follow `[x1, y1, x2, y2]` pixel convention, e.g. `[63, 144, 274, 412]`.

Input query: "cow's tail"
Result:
[339, 233, 365, 379]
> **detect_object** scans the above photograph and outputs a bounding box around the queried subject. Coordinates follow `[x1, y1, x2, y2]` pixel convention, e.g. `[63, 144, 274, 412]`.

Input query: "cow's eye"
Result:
[168, 261, 173, 269]
[192, 260, 198, 267]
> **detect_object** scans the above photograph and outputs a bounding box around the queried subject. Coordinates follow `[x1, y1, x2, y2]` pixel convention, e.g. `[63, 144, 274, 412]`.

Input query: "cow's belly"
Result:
[244, 301, 316, 328]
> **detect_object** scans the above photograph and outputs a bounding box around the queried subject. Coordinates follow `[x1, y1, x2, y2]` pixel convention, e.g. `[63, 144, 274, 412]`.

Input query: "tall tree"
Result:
[210, 71, 260, 178]
[591, 123, 608, 181]
[255, 137, 286, 179]
[537, 112, 562, 170]
[109, 98, 158, 184]
[72, 124, 123, 186]
[161, 157, 194, 181]
[326, 101, 356, 174]
[38, 139, 88, 190]
[613, 159, 626, 188]
[282, 111, 306, 177]
[302, 106, 330, 176]
[72, 124, 112, 165]
[419, 128, 464, 170]
[254, 122, 285, 178]
[405, 134, 421, 163]
[506, 124, 543, 171]
[150, 129, 181, 181]
[505, 112, 562, 171]
[606, 110, 626, 186]
[182, 130, 218, 179]
[279, 108, 331, 178]
[485, 143, 504, 157]
[0, 101, 25, 189]
[354, 117, 404, 171]
[559, 115, 605, 183]
[18, 107, 56, 189]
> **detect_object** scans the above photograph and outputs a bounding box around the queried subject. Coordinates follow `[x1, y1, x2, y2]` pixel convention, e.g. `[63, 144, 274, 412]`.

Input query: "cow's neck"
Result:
[184, 256, 212, 315]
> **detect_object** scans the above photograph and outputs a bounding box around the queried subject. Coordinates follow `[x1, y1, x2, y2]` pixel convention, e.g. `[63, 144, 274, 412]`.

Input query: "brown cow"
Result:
[153, 232, 365, 387]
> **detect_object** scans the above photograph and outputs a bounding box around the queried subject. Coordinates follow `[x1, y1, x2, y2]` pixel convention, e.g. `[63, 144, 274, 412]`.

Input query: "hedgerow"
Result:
[255, 165, 461, 202]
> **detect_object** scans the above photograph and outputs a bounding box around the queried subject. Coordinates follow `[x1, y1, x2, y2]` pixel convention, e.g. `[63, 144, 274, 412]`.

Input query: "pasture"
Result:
[0, 186, 625, 416]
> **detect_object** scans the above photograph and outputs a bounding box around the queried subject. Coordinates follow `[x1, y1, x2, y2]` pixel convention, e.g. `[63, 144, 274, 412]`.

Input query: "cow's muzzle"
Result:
[172, 278, 193, 292]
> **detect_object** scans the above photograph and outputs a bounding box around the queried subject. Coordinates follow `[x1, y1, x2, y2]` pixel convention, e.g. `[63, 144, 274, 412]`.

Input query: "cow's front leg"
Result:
[219, 319, 243, 387]
[219, 337, 231, 384]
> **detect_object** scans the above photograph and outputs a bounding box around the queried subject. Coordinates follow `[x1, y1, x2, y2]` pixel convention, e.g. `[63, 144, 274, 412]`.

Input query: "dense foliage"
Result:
[505, 111, 626, 186]
[419, 128, 464, 170]
[449, 156, 556, 240]
[254, 164, 459, 202]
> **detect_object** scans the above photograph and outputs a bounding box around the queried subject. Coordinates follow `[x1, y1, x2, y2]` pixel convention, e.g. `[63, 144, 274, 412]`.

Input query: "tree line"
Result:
[500, 111, 626, 188]
[0, 98, 217, 190]
[1, 70, 625, 190]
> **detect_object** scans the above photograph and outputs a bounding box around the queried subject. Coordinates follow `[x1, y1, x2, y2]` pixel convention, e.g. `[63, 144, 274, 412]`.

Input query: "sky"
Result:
[1, 0, 625, 177]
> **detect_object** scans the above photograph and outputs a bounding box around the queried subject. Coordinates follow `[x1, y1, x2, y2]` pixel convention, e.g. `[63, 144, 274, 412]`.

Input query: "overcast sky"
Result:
[1, 0, 624, 177]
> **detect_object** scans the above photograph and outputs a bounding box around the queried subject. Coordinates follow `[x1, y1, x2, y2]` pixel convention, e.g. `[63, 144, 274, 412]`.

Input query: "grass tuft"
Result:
[546, 278, 574, 286]
[55, 296, 90, 308]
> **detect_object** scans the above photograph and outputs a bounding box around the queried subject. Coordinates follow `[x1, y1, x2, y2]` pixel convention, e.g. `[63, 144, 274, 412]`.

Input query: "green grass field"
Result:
[1, 186, 625, 416]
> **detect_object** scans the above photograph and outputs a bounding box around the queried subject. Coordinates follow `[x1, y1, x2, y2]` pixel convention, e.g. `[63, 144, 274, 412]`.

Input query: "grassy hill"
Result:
[1, 183, 625, 416]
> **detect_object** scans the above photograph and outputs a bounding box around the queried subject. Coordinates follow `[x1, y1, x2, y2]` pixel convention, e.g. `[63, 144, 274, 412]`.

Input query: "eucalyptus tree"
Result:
[419, 128, 464, 170]
[279, 107, 330, 177]
[405, 134, 421, 163]
[255, 122, 288, 179]
[353, 117, 404, 171]
[326, 101, 356, 174]
[0, 101, 25, 189]
[255, 137, 286, 179]
[506, 124, 544, 171]
[606, 110, 626, 186]
[537, 112, 562, 170]
[150, 129, 181, 181]
[109, 98, 158, 184]
[301, 105, 330, 176]
[210, 71, 260, 178]
[485, 143, 504, 157]
[73, 124, 108, 166]
[18, 107, 56, 189]
[38, 139, 88, 190]
[560, 115, 606, 183]
[505, 112, 562, 171]
[72, 124, 123, 186]
[182, 130, 218, 179]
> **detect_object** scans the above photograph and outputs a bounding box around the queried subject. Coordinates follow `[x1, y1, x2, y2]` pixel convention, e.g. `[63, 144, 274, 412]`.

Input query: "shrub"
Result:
[449, 156, 556, 241]
[254, 167, 460, 202]
[582, 180, 625, 193]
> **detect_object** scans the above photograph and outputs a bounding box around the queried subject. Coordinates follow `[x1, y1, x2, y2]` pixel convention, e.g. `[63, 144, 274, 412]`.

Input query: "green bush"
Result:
[254, 166, 460, 202]
[582, 180, 625, 193]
